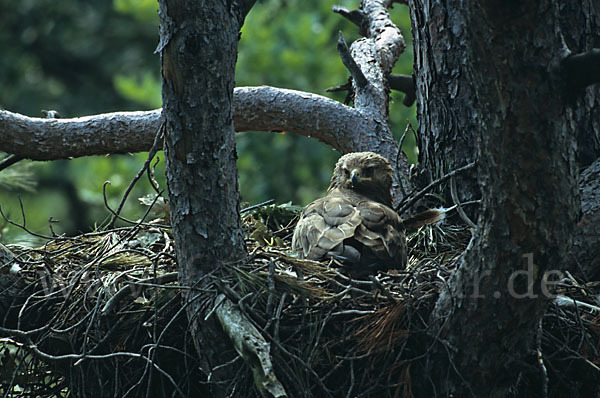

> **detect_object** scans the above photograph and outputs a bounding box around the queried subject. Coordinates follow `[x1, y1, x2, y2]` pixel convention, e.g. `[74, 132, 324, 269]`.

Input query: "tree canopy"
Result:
[0, 0, 416, 243]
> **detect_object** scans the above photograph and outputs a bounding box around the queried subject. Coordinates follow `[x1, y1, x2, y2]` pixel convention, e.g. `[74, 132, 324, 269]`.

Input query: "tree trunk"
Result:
[571, 157, 600, 280]
[558, 2, 600, 168]
[409, 1, 582, 395]
[158, 1, 253, 395]
[411, 0, 600, 207]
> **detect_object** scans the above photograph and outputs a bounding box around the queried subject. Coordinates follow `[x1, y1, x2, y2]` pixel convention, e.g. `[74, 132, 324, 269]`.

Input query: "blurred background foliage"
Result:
[0, 0, 416, 245]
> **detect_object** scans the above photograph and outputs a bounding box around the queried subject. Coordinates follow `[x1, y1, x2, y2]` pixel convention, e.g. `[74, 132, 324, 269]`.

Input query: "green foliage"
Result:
[0, 0, 417, 243]
[0, 156, 37, 192]
[236, 0, 417, 205]
[0, 0, 161, 243]
[113, 0, 158, 23]
[114, 71, 162, 109]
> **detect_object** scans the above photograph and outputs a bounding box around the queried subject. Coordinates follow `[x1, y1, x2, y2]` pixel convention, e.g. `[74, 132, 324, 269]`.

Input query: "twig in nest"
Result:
[369, 275, 396, 302]
[536, 317, 549, 398]
[395, 161, 477, 215]
[273, 291, 287, 343]
[0, 198, 69, 241]
[101, 272, 179, 315]
[337, 31, 369, 89]
[346, 359, 355, 398]
[102, 182, 169, 229]
[266, 260, 276, 321]
[147, 156, 161, 195]
[450, 176, 477, 228]
[241, 199, 275, 213]
[248, 312, 335, 397]
[108, 122, 165, 228]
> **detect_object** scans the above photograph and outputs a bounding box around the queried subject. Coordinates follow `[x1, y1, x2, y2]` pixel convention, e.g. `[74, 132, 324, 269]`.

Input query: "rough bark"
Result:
[0, 87, 371, 160]
[0, 109, 163, 160]
[335, 0, 412, 198]
[408, 0, 481, 206]
[571, 157, 600, 280]
[157, 1, 251, 396]
[409, 1, 581, 396]
[557, 3, 600, 168]
[410, 0, 600, 208]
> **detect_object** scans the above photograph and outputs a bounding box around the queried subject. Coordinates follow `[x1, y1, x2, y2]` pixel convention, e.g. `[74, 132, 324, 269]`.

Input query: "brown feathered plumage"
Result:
[292, 152, 406, 274]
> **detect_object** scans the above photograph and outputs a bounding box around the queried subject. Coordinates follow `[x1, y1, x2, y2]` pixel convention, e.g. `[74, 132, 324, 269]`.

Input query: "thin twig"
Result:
[396, 161, 477, 215]
[0, 155, 24, 172]
[103, 182, 169, 228]
[240, 199, 275, 213]
[0, 201, 72, 241]
[101, 272, 179, 315]
[537, 317, 548, 398]
[109, 122, 165, 228]
[450, 177, 477, 228]
[326, 79, 352, 93]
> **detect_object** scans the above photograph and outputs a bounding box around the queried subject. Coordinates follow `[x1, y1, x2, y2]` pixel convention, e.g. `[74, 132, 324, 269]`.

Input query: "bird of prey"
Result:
[292, 152, 407, 275]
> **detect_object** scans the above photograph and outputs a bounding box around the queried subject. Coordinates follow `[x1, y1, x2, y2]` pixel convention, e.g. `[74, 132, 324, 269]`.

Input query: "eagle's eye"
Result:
[363, 167, 373, 178]
[343, 167, 350, 178]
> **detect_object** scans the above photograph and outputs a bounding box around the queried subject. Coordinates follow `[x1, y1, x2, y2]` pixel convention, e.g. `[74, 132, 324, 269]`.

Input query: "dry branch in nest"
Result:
[0, 202, 599, 397]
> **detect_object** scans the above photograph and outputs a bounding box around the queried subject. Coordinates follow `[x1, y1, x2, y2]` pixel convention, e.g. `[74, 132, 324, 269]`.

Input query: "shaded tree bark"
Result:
[571, 157, 600, 280]
[409, 0, 584, 395]
[0, 87, 389, 162]
[411, 0, 600, 207]
[157, 1, 254, 396]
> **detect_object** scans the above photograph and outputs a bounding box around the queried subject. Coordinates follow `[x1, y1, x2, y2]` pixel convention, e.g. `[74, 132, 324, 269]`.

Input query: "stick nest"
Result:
[0, 202, 598, 397]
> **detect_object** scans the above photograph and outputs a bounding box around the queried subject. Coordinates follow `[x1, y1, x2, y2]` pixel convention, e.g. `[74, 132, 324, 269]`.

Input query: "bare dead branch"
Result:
[214, 294, 287, 398]
[389, 74, 416, 106]
[341, 0, 411, 199]
[337, 31, 369, 89]
[233, 86, 374, 154]
[0, 109, 162, 160]
[331, 6, 367, 36]
[326, 79, 352, 93]
[561, 49, 600, 92]
[0, 86, 373, 161]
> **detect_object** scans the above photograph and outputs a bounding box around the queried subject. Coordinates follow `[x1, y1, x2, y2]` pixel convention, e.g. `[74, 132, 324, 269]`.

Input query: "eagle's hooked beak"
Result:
[350, 169, 360, 187]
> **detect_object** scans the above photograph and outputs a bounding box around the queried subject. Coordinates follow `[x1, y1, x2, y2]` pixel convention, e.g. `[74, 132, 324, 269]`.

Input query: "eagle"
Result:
[292, 152, 406, 275]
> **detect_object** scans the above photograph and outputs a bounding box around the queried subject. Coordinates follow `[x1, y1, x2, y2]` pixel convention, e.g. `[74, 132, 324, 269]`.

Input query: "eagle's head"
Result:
[328, 152, 393, 207]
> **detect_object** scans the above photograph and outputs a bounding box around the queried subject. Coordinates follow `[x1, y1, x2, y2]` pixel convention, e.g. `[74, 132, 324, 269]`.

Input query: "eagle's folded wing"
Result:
[354, 201, 406, 268]
[292, 195, 362, 261]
